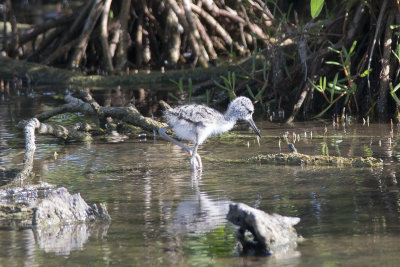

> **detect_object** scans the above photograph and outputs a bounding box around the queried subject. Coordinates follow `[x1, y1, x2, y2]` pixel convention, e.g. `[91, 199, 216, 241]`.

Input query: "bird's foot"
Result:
[190, 153, 202, 170]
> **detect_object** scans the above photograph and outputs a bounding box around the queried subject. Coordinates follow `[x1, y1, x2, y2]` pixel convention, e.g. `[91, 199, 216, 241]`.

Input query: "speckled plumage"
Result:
[159, 97, 261, 170]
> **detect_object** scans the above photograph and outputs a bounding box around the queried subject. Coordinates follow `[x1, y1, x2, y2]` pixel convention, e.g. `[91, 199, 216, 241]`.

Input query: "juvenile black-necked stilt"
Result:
[159, 97, 261, 170]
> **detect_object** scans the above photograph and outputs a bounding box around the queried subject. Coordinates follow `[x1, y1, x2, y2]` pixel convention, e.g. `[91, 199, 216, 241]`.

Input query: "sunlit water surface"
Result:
[1, 92, 400, 266]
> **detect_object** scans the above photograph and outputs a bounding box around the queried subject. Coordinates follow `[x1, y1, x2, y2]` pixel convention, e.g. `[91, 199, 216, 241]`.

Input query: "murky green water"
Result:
[1, 90, 400, 266]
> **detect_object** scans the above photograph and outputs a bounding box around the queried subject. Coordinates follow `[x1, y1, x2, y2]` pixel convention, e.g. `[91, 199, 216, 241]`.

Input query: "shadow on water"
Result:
[2, 88, 400, 266]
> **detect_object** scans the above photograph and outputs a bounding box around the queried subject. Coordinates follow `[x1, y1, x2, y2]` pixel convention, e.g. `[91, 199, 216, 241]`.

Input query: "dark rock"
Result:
[227, 202, 301, 256]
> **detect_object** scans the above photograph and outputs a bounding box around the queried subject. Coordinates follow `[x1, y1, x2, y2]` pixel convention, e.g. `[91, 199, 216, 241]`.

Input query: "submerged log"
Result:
[227, 202, 301, 256]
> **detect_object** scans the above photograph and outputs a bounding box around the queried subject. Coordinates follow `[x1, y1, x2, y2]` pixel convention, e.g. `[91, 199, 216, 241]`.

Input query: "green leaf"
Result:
[392, 45, 400, 62]
[188, 78, 192, 103]
[326, 61, 342, 66]
[232, 72, 236, 90]
[236, 74, 249, 79]
[169, 77, 185, 93]
[263, 61, 268, 81]
[308, 77, 324, 93]
[391, 82, 400, 93]
[312, 103, 333, 119]
[344, 93, 350, 104]
[220, 76, 230, 88]
[205, 89, 211, 106]
[246, 85, 255, 99]
[251, 50, 258, 73]
[310, 0, 324, 18]
[390, 88, 400, 104]
[167, 92, 180, 102]
[255, 86, 267, 100]
[360, 68, 372, 77]
[349, 41, 357, 55]
[214, 80, 227, 90]
[327, 46, 340, 54]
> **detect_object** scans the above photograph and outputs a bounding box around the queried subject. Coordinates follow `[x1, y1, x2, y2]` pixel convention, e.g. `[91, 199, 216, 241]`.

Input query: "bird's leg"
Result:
[190, 143, 202, 170]
[159, 126, 191, 154]
[159, 126, 202, 169]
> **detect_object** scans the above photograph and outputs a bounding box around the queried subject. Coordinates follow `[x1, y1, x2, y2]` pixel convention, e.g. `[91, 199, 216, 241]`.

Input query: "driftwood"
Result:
[34, 93, 166, 134]
[17, 118, 93, 143]
[14, 118, 39, 181]
[227, 202, 301, 256]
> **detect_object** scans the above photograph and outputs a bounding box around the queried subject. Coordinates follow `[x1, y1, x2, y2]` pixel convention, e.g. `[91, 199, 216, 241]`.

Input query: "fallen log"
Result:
[34, 94, 166, 134]
[0, 55, 265, 88]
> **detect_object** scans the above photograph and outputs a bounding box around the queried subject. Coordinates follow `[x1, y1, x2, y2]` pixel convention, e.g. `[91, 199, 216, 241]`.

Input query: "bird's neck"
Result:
[217, 111, 237, 134]
[223, 108, 237, 123]
[211, 119, 235, 136]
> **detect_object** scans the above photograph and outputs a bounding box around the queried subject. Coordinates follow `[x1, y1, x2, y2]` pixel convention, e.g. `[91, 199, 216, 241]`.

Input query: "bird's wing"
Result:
[166, 104, 222, 125]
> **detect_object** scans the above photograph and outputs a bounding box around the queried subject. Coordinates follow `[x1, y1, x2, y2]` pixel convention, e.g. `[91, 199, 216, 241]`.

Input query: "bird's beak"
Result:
[248, 118, 261, 138]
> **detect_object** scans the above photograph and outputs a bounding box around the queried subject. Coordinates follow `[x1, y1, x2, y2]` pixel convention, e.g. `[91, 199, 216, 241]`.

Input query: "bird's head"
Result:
[227, 97, 261, 138]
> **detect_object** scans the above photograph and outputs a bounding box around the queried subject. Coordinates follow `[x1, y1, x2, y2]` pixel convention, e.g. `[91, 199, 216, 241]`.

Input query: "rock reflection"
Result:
[33, 222, 110, 255]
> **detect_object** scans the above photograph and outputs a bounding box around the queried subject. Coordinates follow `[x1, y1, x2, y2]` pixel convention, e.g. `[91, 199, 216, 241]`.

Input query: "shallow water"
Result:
[1, 91, 400, 266]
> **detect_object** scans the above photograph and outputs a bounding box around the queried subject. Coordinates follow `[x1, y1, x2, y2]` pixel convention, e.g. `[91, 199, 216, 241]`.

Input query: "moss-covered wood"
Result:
[0, 55, 263, 88]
